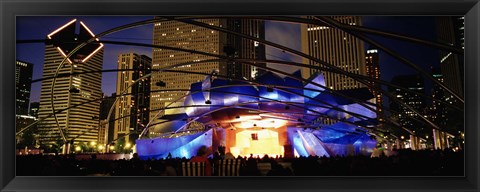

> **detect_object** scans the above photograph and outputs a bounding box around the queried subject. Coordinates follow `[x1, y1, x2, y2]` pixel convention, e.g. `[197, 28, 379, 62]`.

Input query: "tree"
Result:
[115, 137, 126, 153]
[16, 128, 36, 148]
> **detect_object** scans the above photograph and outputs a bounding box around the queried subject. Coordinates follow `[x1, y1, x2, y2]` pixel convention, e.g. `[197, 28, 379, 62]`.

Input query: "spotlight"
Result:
[267, 87, 273, 92]
[205, 100, 212, 104]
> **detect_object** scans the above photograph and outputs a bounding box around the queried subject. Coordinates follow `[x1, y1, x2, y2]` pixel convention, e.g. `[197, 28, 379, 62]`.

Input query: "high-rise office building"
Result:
[225, 19, 266, 80]
[115, 53, 152, 144]
[301, 16, 367, 90]
[99, 93, 116, 144]
[389, 74, 426, 131]
[150, 19, 228, 121]
[429, 67, 448, 128]
[37, 19, 104, 145]
[436, 16, 464, 99]
[365, 47, 383, 122]
[16, 60, 33, 116]
[435, 16, 464, 149]
[150, 18, 265, 124]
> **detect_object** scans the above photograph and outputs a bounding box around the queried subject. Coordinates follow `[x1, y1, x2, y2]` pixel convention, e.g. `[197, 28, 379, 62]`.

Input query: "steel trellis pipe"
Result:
[41, 16, 446, 146]
[30, 67, 414, 140]
[169, 18, 442, 131]
[22, 40, 460, 112]
[315, 16, 464, 103]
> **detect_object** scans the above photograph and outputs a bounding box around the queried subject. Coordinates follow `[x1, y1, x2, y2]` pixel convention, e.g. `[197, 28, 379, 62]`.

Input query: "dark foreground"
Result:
[16, 148, 463, 176]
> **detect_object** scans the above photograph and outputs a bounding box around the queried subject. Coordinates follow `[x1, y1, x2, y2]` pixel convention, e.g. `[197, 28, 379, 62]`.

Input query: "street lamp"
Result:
[90, 141, 97, 152]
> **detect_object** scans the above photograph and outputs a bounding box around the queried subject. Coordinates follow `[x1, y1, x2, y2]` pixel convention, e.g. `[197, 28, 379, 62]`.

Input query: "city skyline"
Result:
[17, 16, 442, 104]
[13, 16, 465, 177]
[15, 16, 463, 149]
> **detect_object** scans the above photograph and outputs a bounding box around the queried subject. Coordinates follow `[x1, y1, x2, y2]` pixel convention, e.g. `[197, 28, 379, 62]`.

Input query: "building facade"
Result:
[16, 60, 33, 116]
[149, 18, 267, 130]
[115, 53, 152, 144]
[389, 74, 426, 132]
[365, 47, 383, 123]
[37, 19, 104, 145]
[100, 93, 116, 144]
[300, 16, 367, 125]
[429, 67, 448, 129]
[225, 19, 266, 80]
[436, 16, 464, 99]
[301, 16, 367, 90]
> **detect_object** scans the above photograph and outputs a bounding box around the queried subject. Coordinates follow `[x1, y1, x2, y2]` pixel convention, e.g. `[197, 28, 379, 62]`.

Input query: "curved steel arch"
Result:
[54, 45, 434, 140]
[22, 65, 384, 141]
[68, 67, 423, 140]
[40, 16, 452, 145]
[28, 64, 439, 136]
[166, 101, 382, 140]
[22, 39, 460, 113]
[170, 16, 463, 103]
[104, 101, 380, 147]
[74, 90, 383, 143]
[31, 67, 413, 142]
[166, 18, 445, 131]
[315, 16, 464, 103]
[46, 17, 178, 143]
[238, 58, 462, 112]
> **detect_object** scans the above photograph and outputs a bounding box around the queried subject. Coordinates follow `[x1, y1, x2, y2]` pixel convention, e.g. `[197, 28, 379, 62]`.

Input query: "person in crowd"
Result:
[190, 145, 212, 176]
[224, 152, 235, 160]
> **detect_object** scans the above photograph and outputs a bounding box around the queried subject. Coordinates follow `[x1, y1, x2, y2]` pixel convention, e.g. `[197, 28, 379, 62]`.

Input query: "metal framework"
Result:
[15, 16, 464, 152]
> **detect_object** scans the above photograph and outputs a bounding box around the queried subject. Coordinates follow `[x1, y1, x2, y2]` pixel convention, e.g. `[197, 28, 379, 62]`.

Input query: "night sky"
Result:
[16, 16, 440, 105]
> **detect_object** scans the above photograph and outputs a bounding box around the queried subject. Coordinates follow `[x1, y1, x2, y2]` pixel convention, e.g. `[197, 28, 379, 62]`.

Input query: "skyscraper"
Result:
[365, 47, 383, 122]
[150, 19, 265, 124]
[16, 60, 33, 116]
[429, 67, 448, 128]
[389, 74, 426, 132]
[225, 19, 266, 80]
[37, 19, 104, 145]
[115, 53, 152, 144]
[150, 19, 227, 122]
[301, 16, 367, 90]
[100, 93, 116, 144]
[436, 16, 464, 99]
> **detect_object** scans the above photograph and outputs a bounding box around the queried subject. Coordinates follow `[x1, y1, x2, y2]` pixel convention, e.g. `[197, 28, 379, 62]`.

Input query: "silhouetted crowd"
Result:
[16, 148, 463, 176]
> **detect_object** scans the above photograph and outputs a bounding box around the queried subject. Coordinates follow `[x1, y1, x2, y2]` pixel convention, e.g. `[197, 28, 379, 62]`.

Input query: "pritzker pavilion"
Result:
[136, 71, 378, 159]
[16, 16, 463, 159]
